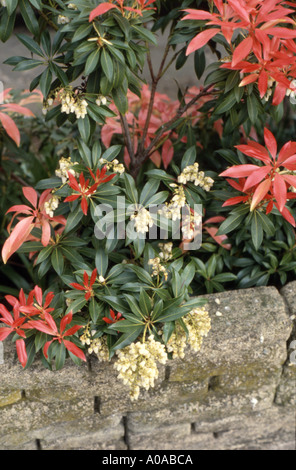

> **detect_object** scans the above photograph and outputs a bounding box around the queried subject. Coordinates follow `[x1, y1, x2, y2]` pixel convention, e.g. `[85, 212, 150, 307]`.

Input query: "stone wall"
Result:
[0, 283, 295, 450]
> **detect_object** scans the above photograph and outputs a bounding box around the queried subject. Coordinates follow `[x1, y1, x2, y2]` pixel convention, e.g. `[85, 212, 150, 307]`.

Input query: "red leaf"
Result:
[16, 339, 27, 368]
[232, 36, 253, 67]
[1, 216, 34, 264]
[250, 179, 271, 211]
[273, 173, 287, 212]
[0, 327, 13, 341]
[204, 226, 231, 250]
[23, 187, 38, 208]
[239, 74, 259, 88]
[81, 197, 88, 216]
[0, 111, 20, 146]
[258, 70, 268, 98]
[186, 28, 220, 55]
[1, 103, 34, 117]
[28, 320, 56, 336]
[63, 340, 86, 361]
[264, 128, 277, 160]
[278, 141, 296, 164]
[182, 9, 215, 21]
[243, 166, 272, 191]
[89, 4, 118, 22]
[64, 325, 83, 337]
[276, 205, 295, 226]
[220, 164, 260, 178]
[41, 219, 51, 247]
[162, 139, 174, 169]
[60, 312, 73, 334]
[43, 340, 54, 359]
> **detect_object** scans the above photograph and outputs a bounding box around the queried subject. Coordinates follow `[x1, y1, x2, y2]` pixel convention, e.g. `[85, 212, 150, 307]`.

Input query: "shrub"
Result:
[0, 0, 296, 400]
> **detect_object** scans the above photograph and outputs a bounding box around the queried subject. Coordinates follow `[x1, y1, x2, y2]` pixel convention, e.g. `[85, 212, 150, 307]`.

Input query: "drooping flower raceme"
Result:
[165, 307, 211, 359]
[114, 335, 168, 401]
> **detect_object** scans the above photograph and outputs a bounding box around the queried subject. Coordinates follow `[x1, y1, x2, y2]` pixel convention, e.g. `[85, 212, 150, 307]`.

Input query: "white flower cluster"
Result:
[148, 257, 168, 280]
[263, 78, 276, 102]
[57, 15, 70, 24]
[165, 307, 211, 359]
[96, 95, 108, 106]
[160, 184, 186, 221]
[89, 337, 110, 362]
[98, 275, 106, 284]
[114, 335, 168, 401]
[60, 89, 88, 119]
[286, 79, 296, 103]
[158, 242, 173, 261]
[99, 158, 125, 174]
[130, 206, 154, 234]
[80, 327, 110, 362]
[55, 157, 79, 183]
[44, 195, 59, 218]
[68, 3, 78, 9]
[181, 210, 202, 240]
[0, 0, 7, 7]
[178, 163, 214, 192]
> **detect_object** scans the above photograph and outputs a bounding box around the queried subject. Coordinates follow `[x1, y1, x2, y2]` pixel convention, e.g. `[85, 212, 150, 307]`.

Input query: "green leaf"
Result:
[39, 67, 53, 98]
[111, 325, 144, 352]
[124, 294, 146, 320]
[251, 212, 263, 250]
[18, 0, 40, 36]
[123, 173, 138, 204]
[0, 9, 16, 42]
[51, 248, 64, 275]
[247, 94, 259, 124]
[78, 115, 91, 143]
[64, 206, 84, 235]
[89, 297, 102, 323]
[212, 273, 237, 282]
[35, 331, 47, 353]
[181, 146, 197, 171]
[139, 289, 151, 318]
[102, 295, 130, 315]
[217, 212, 246, 236]
[140, 179, 160, 206]
[77, 138, 93, 167]
[127, 265, 154, 286]
[92, 141, 102, 167]
[95, 248, 108, 276]
[65, 296, 87, 315]
[36, 245, 54, 265]
[132, 25, 157, 45]
[112, 85, 128, 115]
[85, 48, 101, 75]
[6, 0, 18, 16]
[55, 342, 66, 371]
[256, 211, 275, 236]
[101, 48, 114, 83]
[215, 92, 237, 115]
[13, 59, 44, 71]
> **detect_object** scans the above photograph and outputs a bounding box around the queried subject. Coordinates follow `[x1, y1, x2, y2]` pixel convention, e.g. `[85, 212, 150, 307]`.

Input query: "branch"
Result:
[144, 84, 214, 157]
[138, 41, 172, 155]
[119, 113, 136, 167]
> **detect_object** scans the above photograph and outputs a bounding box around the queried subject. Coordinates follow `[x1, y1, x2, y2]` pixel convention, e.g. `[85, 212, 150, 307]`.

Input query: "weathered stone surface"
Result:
[277, 283, 296, 408]
[169, 286, 291, 383]
[0, 285, 294, 450]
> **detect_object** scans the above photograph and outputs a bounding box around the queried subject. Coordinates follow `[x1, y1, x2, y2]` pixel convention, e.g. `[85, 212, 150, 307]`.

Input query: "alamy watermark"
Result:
[93, 197, 203, 251]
